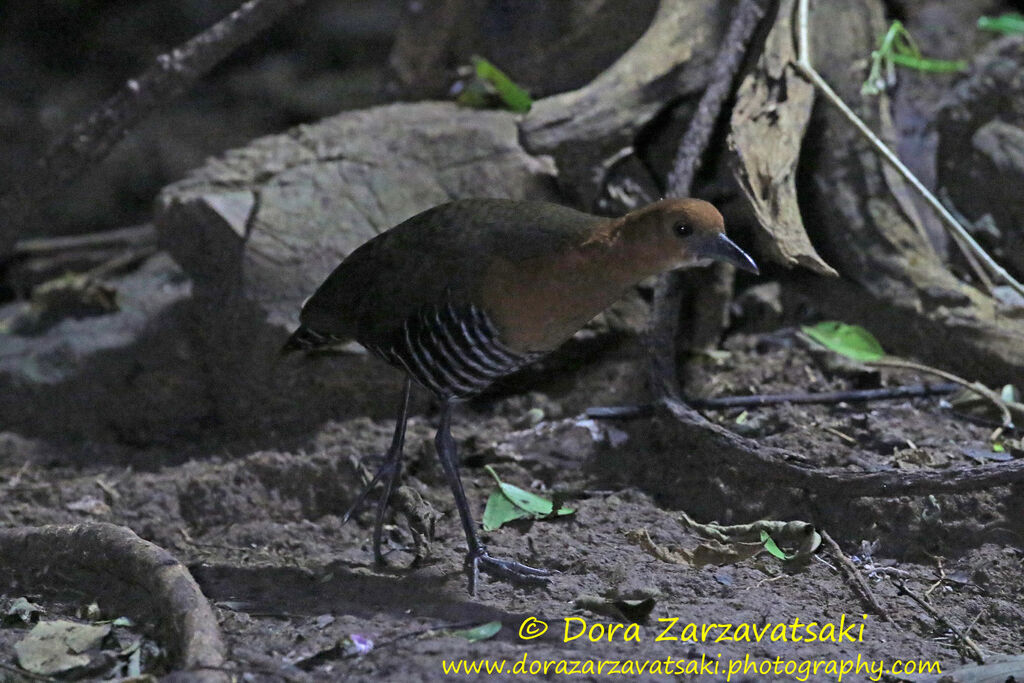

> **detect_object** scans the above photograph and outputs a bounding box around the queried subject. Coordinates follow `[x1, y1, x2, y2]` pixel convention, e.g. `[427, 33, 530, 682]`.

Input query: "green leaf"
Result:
[482, 466, 573, 530]
[760, 530, 791, 561]
[471, 56, 532, 113]
[451, 621, 502, 642]
[802, 321, 886, 362]
[978, 12, 1024, 34]
[992, 443, 1005, 453]
[483, 490, 532, 531]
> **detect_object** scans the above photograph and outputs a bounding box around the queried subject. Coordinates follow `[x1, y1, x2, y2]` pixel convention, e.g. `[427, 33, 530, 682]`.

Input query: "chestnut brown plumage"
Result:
[284, 198, 757, 592]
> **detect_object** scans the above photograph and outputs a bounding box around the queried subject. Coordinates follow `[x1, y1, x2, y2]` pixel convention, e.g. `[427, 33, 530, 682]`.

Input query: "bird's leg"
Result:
[341, 376, 412, 565]
[433, 400, 552, 594]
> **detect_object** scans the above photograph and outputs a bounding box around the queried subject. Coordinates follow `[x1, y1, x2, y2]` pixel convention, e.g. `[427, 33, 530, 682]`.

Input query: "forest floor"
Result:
[2, 325, 1022, 681]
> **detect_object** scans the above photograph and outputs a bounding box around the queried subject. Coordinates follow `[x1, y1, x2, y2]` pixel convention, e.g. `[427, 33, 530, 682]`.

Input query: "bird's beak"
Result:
[700, 233, 759, 275]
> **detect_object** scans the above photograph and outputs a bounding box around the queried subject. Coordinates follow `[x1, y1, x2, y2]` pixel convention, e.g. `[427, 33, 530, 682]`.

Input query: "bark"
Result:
[798, 0, 1024, 387]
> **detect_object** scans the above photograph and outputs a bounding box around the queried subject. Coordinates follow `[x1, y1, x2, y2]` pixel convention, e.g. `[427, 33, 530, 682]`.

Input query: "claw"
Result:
[466, 546, 553, 594]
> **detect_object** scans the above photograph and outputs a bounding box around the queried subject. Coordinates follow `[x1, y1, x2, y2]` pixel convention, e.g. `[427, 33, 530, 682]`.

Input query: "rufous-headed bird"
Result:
[284, 198, 757, 592]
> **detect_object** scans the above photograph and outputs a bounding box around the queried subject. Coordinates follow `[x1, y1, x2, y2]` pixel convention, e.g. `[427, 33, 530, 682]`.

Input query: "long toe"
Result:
[469, 548, 554, 587]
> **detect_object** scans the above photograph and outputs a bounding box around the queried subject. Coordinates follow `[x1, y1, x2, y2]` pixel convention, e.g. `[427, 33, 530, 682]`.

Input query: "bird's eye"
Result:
[674, 221, 692, 237]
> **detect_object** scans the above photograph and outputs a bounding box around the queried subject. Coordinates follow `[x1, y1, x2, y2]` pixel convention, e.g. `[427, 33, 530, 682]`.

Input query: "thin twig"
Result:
[894, 580, 985, 664]
[1, 0, 307, 249]
[820, 530, 893, 622]
[650, 0, 775, 401]
[866, 358, 1023, 430]
[11, 225, 156, 257]
[792, 0, 1024, 298]
[666, 0, 775, 194]
[587, 381, 959, 418]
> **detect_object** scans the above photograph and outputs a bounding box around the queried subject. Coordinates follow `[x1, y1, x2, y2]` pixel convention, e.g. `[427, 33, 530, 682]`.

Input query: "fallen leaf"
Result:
[15, 620, 111, 676]
[450, 621, 502, 642]
[481, 466, 573, 531]
[802, 321, 886, 362]
[4, 597, 45, 626]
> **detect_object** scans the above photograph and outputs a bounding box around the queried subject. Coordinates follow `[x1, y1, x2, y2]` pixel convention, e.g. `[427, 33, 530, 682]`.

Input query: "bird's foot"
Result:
[465, 546, 553, 594]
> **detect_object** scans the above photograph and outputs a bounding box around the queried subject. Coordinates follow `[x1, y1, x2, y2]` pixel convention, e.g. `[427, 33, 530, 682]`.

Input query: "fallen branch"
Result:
[587, 381, 959, 417]
[0, 524, 227, 682]
[11, 225, 156, 257]
[0, 0, 307, 253]
[650, 0, 776, 400]
[865, 358, 1024, 431]
[895, 580, 985, 664]
[792, 0, 1024, 298]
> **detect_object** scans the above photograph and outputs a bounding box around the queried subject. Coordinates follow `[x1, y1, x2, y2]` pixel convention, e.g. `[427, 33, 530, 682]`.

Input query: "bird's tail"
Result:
[280, 325, 344, 354]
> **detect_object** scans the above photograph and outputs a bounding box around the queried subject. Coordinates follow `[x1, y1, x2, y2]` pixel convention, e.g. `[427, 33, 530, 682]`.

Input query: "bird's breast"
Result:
[480, 249, 640, 353]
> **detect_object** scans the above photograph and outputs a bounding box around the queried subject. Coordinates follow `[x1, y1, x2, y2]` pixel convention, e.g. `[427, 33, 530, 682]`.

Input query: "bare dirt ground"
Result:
[2, 318, 1022, 681]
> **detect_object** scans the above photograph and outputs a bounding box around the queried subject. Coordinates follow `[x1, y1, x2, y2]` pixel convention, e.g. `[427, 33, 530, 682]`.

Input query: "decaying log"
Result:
[0, 523, 227, 682]
[520, 0, 729, 209]
[728, 0, 834, 276]
[797, 0, 1024, 387]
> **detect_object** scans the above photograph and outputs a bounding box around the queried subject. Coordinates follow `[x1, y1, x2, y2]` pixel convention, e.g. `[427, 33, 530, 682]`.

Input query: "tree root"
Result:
[0, 523, 227, 682]
[650, 398, 1024, 497]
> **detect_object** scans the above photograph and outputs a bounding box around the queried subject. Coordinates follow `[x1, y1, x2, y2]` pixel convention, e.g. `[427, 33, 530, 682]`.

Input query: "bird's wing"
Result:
[299, 199, 600, 346]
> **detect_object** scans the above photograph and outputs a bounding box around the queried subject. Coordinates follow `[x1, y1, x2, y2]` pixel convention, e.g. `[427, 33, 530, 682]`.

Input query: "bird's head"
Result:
[614, 198, 759, 276]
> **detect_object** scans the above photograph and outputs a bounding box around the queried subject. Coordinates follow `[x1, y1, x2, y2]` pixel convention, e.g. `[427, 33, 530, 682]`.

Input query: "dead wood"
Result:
[0, 523, 227, 682]
[796, 0, 1024, 388]
[6, 225, 158, 295]
[520, 0, 729, 209]
[820, 530, 892, 622]
[156, 102, 558, 331]
[728, 0, 834, 276]
[649, 0, 775, 400]
[0, 0, 308, 257]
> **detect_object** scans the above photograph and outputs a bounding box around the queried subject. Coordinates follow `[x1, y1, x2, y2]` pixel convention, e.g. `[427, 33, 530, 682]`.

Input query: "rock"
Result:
[156, 102, 558, 330]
